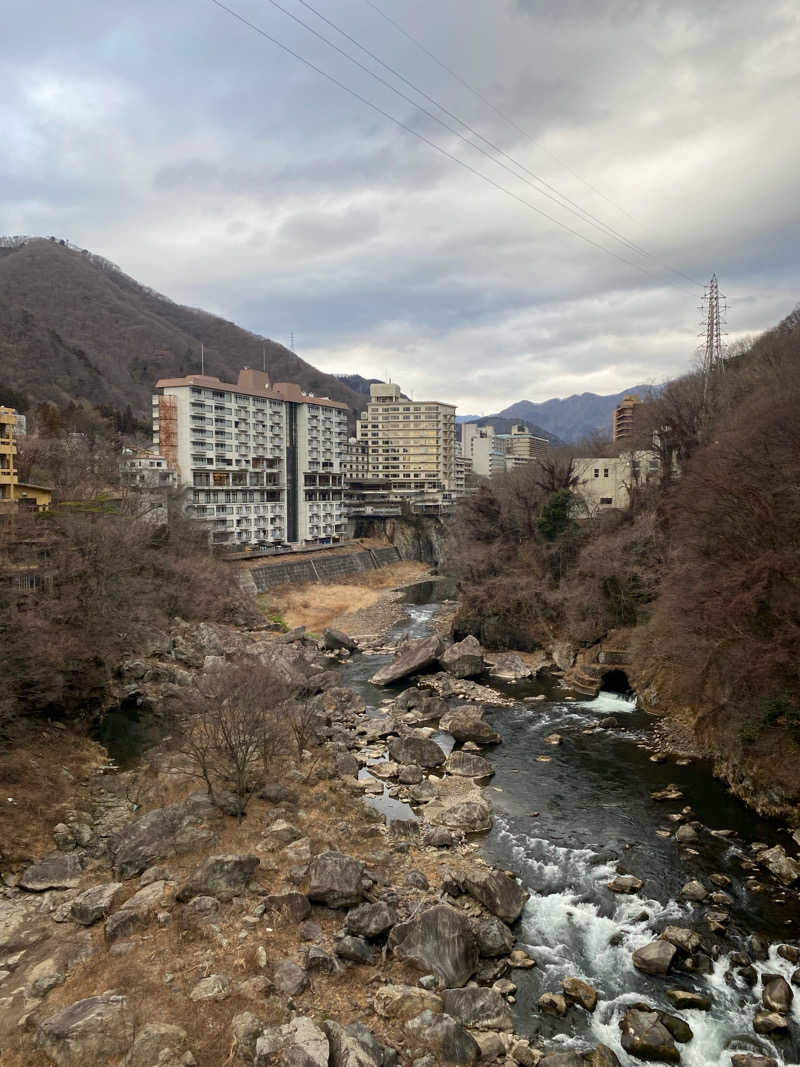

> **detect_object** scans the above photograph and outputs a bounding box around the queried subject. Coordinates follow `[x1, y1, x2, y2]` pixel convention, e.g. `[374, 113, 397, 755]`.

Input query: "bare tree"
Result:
[178, 660, 289, 817]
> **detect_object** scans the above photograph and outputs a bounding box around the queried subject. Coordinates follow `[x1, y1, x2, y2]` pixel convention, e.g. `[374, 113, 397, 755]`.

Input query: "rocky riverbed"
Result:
[0, 582, 798, 1067]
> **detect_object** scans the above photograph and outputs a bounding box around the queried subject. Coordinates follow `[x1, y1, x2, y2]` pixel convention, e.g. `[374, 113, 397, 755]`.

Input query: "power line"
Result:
[260, 0, 672, 275]
[290, 0, 660, 268]
[206, 0, 676, 279]
[362, 0, 650, 231]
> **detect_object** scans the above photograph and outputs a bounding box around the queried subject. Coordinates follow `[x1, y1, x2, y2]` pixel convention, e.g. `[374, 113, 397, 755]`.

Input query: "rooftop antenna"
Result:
[201, 343, 205, 375]
[290, 331, 295, 350]
[262, 345, 266, 373]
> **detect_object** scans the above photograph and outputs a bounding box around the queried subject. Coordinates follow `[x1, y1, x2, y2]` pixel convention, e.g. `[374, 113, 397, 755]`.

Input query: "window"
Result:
[603, 468, 609, 478]
[600, 496, 613, 505]
[593, 468, 600, 478]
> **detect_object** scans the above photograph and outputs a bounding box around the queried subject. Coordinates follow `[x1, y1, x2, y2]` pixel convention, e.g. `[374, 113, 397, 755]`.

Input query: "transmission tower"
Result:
[699, 273, 727, 403]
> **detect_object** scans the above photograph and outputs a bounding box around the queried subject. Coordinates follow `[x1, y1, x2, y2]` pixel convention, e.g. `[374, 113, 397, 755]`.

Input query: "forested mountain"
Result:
[0, 237, 365, 418]
[495, 385, 656, 443]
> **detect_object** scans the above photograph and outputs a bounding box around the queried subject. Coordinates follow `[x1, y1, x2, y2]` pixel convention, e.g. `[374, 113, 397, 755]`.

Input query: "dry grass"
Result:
[0, 761, 459, 1067]
[261, 561, 428, 633]
[0, 727, 107, 870]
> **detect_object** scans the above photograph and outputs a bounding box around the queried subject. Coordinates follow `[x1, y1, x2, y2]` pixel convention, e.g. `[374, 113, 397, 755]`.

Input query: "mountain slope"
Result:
[0, 237, 365, 417]
[497, 386, 656, 443]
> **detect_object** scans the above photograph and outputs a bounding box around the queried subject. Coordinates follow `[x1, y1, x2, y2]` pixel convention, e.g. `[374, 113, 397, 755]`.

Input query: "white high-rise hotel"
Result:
[152, 369, 350, 547]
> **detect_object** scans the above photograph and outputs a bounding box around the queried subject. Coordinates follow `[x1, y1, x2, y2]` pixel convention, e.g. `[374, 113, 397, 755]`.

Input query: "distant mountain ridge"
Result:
[0, 236, 366, 418]
[456, 416, 566, 448]
[494, 385, 656, 443]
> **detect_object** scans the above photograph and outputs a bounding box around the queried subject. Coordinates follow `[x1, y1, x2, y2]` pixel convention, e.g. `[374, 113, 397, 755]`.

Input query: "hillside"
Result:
[496, 385, 656, 443]
[0, 237, 365, 417]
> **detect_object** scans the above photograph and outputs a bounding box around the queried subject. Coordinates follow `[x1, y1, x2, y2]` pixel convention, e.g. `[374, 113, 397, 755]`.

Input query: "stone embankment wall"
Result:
[240, 545, 401, 593]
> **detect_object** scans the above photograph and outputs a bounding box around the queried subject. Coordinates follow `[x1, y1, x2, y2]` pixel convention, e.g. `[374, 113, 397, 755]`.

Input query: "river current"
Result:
[341, 586, 800, 1067]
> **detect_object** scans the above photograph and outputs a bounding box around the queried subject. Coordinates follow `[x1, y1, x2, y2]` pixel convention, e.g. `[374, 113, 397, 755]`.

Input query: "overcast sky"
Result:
[4, 0, 799, 413]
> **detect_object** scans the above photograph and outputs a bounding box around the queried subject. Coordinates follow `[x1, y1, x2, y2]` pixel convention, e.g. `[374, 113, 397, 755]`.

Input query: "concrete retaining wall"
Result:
[241, 545, 401, 593]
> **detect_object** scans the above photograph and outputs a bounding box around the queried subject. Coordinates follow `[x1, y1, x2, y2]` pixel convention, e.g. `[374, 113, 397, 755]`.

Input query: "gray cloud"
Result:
[2, 0, 798, 412]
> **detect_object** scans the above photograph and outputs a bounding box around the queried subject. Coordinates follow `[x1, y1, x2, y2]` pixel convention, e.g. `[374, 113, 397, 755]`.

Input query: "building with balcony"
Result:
[355, 383, 457, 506]
[152, 369, 350, 548]
[0, 407, 51, 514]
[613, 394, 643, 441]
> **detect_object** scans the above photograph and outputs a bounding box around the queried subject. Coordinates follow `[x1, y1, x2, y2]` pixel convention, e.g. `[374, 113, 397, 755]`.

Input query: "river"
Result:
[340, 582, 800, 1067]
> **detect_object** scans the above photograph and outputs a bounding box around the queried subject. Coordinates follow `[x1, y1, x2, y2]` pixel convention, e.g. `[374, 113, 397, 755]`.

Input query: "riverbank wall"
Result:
[237, 544, 402, 593]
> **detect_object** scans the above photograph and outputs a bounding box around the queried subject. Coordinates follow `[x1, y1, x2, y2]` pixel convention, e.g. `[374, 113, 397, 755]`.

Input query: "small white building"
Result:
[574, 452, 661, 513]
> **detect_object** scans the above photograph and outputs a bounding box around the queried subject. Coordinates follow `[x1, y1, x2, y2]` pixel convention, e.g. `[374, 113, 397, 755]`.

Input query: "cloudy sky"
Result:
[4, 0, 799, 413]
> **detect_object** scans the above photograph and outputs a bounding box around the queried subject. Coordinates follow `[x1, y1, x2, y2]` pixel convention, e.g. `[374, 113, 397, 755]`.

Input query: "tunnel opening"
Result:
[600, 668, 632, 695]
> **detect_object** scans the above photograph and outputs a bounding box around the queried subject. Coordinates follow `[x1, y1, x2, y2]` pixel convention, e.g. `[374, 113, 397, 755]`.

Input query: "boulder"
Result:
[388, 735, 446, 769]
[370, 636, 445, 686]
[562, 976, 598, 1011]
[675, 824, 699, 844]
[619, 1008, 680, 1062]
[538, 992, 568, 1016]
[474, 915, 515, 957]
[462, 868, 528, 923]
[441, 636, 485, 679]
[607, 874, 643, 894]
[439, 707, 501, 745]
[539, 1054, 586, 1067]
[70, 882, 123, 926]
[585, 1048, 622, 1067]
[20, 853, 83, 892]
[404, 1010, 480, 1066]
[373, 984, 443, 1022]
[335, 935, 374, 964]
[255, 1016, 329, 1067]
[323, 1020, 395, 1067]
[112, 794, 221, 880]
[444, 751, 494, 781]
[730, 1056, 779, 1067]
[762, 975, 793, 1013]
[660, 926, 702, 955]
[666, 989, 711, 1011]
[389, 904, 479, 987]
[189, 974, 231, 1001]
[308, 851, 364, 908]
[232, 1012, 266, 1062]
[680, 880, 708, 901]
[176, 854, 259, 902]
[122, 1023, 194, 1067]
[265, 891, 312, 923]
[322, 628, 358, 653]
[441, 987, 513, 1031]
[273, 959, 309, 996]
[36, 994, 134, 1066]
[777, 944, 800, 963]
[422, 794, 493, 834]
[753, 1010, 789, 1034]
[486, 653, 532, 681]
[345, 901, 399, 940]
[262, 819, 303, 848]
[759, 845, 800, 886]
[632, 940, 676, 975]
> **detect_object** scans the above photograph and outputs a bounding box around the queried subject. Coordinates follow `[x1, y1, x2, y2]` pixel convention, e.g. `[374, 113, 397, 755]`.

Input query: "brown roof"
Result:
[154, 370, 348, 411]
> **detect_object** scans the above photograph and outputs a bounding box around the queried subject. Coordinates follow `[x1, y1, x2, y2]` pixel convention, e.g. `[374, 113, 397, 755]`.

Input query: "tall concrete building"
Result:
[152, 369, 350, 547]
[355, 383, 456, 505]
[508, 424, 549, 465]
[613, 394, 642, 441]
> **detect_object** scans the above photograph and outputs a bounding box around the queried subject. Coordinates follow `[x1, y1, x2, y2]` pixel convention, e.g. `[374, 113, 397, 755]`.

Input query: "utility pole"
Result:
[289, 331, 295, 351]
[699, 273, 726, 404]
